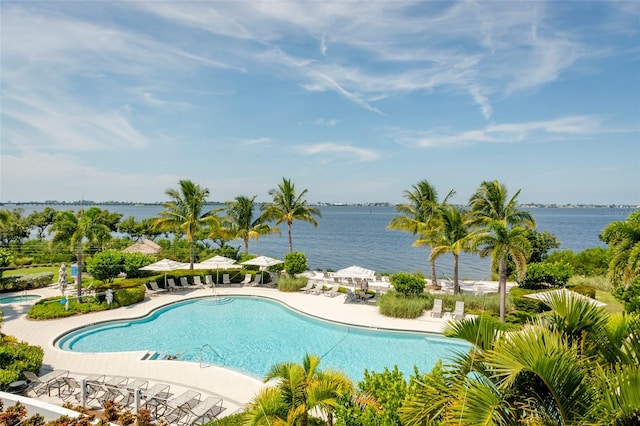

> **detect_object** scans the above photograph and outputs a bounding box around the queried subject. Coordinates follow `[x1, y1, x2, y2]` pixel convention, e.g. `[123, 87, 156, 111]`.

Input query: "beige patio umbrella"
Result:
[139, 258, 188, 288]
[193, 255, 242, 283]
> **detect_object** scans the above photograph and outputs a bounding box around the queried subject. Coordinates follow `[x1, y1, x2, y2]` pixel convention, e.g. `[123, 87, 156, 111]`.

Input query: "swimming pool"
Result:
[58, 296, 469, 380]
[0, 294, 41, 304]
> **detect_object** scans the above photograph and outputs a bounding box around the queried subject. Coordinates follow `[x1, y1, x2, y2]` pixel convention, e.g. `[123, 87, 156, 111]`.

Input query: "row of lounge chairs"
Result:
[299, 281, 340, 297]
[146, 273, 267, 295]
[22, 370, 224, 425]
[430, 299, 465, 319]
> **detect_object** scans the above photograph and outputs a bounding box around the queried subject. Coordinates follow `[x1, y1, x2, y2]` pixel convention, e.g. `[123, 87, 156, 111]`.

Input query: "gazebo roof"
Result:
[122, 238, 161, 255]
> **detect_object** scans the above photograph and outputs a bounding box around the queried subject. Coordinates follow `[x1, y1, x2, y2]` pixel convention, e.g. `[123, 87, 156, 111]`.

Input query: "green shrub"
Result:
[86, 250, 124, 283]
[122, 253, 157, 279]
[569, 285, 597, 299]
[614, 276, 640, 314]
[0, 335, 44, 391]
[437, 293, 504, 315]
[0, 272, 54, 292]
[389, 273, 425, 297]
[278, 276, 308, 292]
[509, 287, 549, 313]
[113, 286, 146, 306]
[519, 262, 573, 289]
[0, 249, 11, 270]
[378, 291, 431, 318]
[284, 252, 307, 276]
[204, 412, 245, 425]
[546, 248, 612, 277]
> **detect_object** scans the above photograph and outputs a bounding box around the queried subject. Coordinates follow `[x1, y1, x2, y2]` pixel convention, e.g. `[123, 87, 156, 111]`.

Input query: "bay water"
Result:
[7, 204, 637, 279]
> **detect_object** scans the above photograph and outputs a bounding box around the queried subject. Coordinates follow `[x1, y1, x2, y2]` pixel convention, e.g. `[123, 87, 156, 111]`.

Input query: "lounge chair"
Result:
[167, 278, 182, 292]
[452, 301, 465, 320]
[147, 282, 166, 294]
[246, 274, 261, 287]
[23, 370, 69, 397]
[308, 282, 325, 295]
[240, 274, 252, 286]
[430, 299, 443, 318]
[299, 281, 315, 293]
[142, 383, 172, 417]
[204, 275, 213, 286]
[222, 274, 231, 286]
[165, 390, 202, 424]
[323, 285, 340, 297]
[323, 271, 331, 279]
[193, 276, 205, 288]
[344, 289, 360, 303]
[366, 290, 381, 305]
[184, 396, 224, 425]
[179, 277, 190, 289]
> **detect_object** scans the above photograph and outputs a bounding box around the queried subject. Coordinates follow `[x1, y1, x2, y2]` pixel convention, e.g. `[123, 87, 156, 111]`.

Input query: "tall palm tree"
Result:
[244, 353, 352, 426]
[387, 180, 453, 285]
[600, 210, 640, 288]
[425, 204, 472, 294]
[51, 207, 112, 300]
[224, 195, 279, 254]
[153, 180, 219, 269]
[468, 180, 535, 322]
[262, 178, 321, 253]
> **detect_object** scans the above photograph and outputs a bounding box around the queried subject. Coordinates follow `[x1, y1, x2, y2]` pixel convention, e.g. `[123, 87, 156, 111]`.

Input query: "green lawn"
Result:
[3, 266, 60, 281]
[596, 290, 624, 313]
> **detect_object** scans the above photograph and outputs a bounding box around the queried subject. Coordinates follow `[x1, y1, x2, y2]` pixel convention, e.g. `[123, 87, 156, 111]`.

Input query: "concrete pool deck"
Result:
[1, 284, 457, 416]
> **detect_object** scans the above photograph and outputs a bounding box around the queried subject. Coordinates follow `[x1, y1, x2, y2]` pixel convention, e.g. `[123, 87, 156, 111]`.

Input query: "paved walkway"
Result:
[1, 285, 453, 417]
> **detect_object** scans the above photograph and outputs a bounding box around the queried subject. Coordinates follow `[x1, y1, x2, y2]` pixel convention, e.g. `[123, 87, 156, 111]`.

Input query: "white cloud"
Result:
[240, 137, 272, 145]
[320, 34, 328, 56]
[296, 143, 380, 162]
[315, 118, 338, 127]
[394, 115, 605, 148]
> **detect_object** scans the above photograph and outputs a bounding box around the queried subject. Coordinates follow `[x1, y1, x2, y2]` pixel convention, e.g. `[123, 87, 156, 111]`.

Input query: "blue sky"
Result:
[1, 1, 639, 205]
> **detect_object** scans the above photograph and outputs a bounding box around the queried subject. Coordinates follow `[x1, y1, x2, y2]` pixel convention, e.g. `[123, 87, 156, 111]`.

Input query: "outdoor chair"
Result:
[147, 282, 166, 294]
[299, 281, 315, 293]
[23, 370, 69, 397]
[193, 276, 205, 288]
[247, 274, 262, 287]
[308, 282, 325, 295]
[165, 390, 201, 424]
[452, 301, 465, 320]
[366, 290, 381, 305]
[179, 277, 190, 289]
[344, 289, 360, 304]
[204, 275, 213, 286]
[430, 299, 443, 318]
[240, 274, 252, 286]
[167, 278, 182, 292]
[222, 274, 231, 286]
[323, 285, 340, 297]
[184, 396, 225, 425]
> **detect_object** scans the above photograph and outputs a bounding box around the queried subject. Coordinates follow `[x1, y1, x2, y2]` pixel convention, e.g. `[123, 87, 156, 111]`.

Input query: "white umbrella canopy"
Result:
[192, 256, 242, 283]
[333, 265, 376, 279]
[523, 288, 607, 307]
[241, 256, 283, 283]
[139, 258, 189, 287]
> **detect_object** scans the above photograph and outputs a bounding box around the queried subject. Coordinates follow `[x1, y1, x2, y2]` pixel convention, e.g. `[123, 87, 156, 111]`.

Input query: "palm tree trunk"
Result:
[430, 246, 438, 286]
[498, 258, 507, 322]
[244, 238, 249, 254]
[189, 239, 195, 269]
[76, 243, 82, 303]
[288, 221, 293, 253]
[453, 253, 460, 294]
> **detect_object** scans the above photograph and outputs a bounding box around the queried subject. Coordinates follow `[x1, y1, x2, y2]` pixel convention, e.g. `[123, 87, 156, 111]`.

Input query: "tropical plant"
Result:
[387, 180, 454, 286]
[399, 293, 640, 425]
[224, 195, 278, 254]
[51, 207, 114, 300]
[85, 249, 125, 283]
[600, 210, 640, 288]
[153, 180, 220, 269]
[25, 207, 57, 240]
[284, 251, 307, 276]
[519, 261, 573, 289]
[389, 272, 426, 297]
[426, 204, 472, 294]
[468, 180, 535, 322]
[244, 353, 352, 425]
[262, 178, 321, 253]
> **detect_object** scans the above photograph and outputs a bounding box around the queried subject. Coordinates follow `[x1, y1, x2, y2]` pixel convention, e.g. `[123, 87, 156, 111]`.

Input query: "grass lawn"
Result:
[2, 266, 101, 288]
[597, 290, 624, 313]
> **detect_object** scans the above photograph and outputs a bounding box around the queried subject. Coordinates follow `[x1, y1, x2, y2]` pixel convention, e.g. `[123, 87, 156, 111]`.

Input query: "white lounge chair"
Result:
[240, 274, 252, 286]
[452, 301, 465, 319]
[167, 278, 182, 292]
[193, 276, 205, 288]
[184, 396, 224, 424]
[222, 274, 231, 286]
[179, 277, 190, 289]
[430, 299, 443, 318]
[323, 285, 340, 297]
[299, 281, 314, 293]
[23, 370, 69, 396]
[246, 274, 261, 287]
[308, 282, 325, 295]
[146, 282, 166, 295]
[204, 275, 213, 286]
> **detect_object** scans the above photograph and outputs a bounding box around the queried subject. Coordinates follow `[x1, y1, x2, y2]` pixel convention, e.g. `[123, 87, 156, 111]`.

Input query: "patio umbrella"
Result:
[523, 288, 607, 307]
[333, 265, 376, 279]
[193, 255, 242, 283]
[140, 258, 188, 288]
[241, 255, 283, 284]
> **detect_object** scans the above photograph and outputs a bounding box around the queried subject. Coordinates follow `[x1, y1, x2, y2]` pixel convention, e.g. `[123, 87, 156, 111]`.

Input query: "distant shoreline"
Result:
[0, 201, 638, 209]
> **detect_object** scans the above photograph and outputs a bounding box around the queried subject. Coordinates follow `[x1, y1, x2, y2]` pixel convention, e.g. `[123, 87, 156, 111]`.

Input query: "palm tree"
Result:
[425, 204, 472, 294]
[600, 210, 640, 288]
[224, 195, 279, 254]
[244, 353, 352, 426]
[400, 294, 640, 425]
[262, 178, 321, 253]
[153, 180, 219, 269]
[51, 207, 112, 300]
[468, 180, 535, 322]
[387, 180, 454, 285]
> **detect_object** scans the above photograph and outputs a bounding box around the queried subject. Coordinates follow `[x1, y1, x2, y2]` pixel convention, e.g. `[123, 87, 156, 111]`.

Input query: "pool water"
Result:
[58, 297, 469, 380]
[0, 294, 41, 304]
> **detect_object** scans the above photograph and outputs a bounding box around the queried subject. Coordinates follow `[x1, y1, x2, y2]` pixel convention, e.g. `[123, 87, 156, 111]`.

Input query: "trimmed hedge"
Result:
[0, 272, 54, 292]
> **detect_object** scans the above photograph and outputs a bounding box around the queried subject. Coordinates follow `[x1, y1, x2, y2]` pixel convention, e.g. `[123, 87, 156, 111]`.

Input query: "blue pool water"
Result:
[0, 294, 41, 304]
[58, 296, 469, 381]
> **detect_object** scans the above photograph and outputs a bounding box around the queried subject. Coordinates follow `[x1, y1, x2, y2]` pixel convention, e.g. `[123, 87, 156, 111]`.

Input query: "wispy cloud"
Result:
[315, 118, 338, 127]
[296, 143, 380, 162]
[393, 115, 607, 148]
[239, 137, 272, 146]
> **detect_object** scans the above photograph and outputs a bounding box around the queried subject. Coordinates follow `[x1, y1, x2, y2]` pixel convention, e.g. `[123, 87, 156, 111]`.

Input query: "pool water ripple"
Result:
[58, 296, 469, 380]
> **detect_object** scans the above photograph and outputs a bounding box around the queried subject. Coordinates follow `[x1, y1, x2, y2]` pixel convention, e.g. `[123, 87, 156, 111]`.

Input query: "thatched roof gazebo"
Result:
[122, 238, 161, 255]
